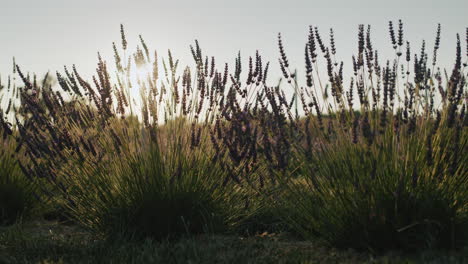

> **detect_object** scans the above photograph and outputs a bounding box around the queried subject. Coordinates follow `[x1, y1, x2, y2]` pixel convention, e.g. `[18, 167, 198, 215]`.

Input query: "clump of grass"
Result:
[10, 29, 246, 239]
[270, 22, 468, 252]
[0, 123, 38, 225]
[281, 127, 467, 251]
[0, 76, 42, 225]
[63, 120, 238, 239]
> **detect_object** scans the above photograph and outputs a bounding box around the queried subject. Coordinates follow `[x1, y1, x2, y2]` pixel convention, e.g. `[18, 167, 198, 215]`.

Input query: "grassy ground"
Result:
[0, 221, 467, 264]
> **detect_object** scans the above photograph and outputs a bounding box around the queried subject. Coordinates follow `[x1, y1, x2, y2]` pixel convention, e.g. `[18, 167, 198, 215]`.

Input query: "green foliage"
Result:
[49, 119, 240, 240]
[276, 119, 468, 252]
[256, 22, 468, 253]
[0, 139, 38, 225]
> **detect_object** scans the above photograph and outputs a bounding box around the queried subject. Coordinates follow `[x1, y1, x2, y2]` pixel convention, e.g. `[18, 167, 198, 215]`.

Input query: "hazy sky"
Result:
[1, 0, 467, 83]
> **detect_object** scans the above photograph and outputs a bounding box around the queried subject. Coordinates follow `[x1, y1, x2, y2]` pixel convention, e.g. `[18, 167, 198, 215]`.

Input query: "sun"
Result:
[125, 63, 153, 109]
[129, 64, 153, 92]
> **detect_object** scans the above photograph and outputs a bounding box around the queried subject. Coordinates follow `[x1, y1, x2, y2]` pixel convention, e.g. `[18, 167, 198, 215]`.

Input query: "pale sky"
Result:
[1, 0, 467, 87]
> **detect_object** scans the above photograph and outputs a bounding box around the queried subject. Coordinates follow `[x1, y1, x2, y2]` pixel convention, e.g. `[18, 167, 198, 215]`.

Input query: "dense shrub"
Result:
[0, 138, 39, 225]
[278, 123, 467, 251]
[266, 22, 468, 251]
[59, 122, 238, 239]
[6, 32, 249, 239]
